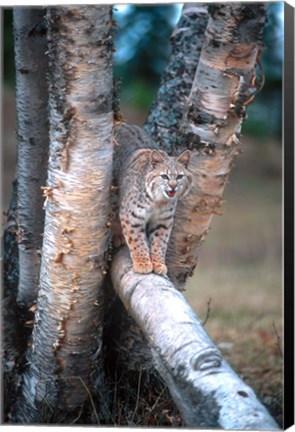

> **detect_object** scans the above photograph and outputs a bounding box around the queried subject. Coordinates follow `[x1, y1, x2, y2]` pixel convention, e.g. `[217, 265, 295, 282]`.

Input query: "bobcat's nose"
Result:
[169, 181, 177, 190]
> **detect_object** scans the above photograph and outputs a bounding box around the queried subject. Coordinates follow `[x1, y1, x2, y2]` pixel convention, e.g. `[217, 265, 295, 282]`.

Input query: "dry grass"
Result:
[184, 137, 283, 425]
[3, 86, 283, 425]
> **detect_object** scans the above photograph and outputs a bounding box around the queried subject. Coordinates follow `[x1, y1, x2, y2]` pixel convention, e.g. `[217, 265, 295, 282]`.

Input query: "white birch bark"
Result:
[105, 2, 210, 375]
[145, 3, 267, 289]
[108, 6, 276, 427]
[111, 247, 279, 430]
[12, 6, 114, 422]
[13, 9, 49, 307]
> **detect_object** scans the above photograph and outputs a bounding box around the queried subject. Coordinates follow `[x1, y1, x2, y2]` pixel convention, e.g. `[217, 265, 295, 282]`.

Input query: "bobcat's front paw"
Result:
[153, 261, 168, 276]
[133, 259, 153, 274]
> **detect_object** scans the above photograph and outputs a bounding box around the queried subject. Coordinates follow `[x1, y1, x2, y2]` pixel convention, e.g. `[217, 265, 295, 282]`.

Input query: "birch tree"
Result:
[105, 3, 278, 428]
[13, 8, 49, 307]
[10, 6, 113, 423]
[3, 3, 280, 428]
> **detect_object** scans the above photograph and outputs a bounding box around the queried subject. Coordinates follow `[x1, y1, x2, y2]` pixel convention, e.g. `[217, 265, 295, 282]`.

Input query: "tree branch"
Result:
[111, 247, 279, 429]
[165, 3, 266, 288]
[144, 3, 209, 155]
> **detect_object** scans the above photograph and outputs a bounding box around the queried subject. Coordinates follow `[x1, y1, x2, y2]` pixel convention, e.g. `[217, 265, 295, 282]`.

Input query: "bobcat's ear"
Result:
[150, 150, 166, 167]
[177, 150, 190, 168]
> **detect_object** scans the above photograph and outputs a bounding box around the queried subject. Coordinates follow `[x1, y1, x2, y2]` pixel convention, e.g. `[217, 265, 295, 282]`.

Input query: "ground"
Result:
[184, 136, 283, 425]
[3, 86, 283, 426]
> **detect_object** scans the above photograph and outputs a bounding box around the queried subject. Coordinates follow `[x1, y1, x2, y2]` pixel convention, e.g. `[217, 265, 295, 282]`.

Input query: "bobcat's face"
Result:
[146, 150, 192, 202]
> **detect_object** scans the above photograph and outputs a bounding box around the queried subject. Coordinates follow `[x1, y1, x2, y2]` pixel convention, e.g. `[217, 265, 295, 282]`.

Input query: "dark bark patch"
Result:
[18, 68, 29, 74]
[211, 40, 220, 49]
[64, 8, 82, 21]
[3, 182, 19, 298]
[208, 5, 226, 18]
[84, 94, 112, 115]
[29, 137, 36, 146]
[182, 132, 200, 150]
[28, 19, 47, 37]
[232, 5, 265, 43]
[188, 388, 221, 427]
[237, 390, 249, 398]
[173, 366, 221, 427]
[187, 106, 216, 125]
[64, 106, 76, 121]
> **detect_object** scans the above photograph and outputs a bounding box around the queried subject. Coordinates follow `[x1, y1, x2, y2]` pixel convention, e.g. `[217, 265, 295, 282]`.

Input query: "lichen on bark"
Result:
[145, 3, 209, 155]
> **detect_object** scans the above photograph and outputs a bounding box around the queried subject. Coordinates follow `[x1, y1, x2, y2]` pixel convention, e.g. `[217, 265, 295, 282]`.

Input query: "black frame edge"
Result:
[284, 1, 295, 429]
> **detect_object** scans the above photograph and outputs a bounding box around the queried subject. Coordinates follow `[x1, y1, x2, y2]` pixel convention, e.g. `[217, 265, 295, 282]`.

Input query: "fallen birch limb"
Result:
[111, 247, 279, 430]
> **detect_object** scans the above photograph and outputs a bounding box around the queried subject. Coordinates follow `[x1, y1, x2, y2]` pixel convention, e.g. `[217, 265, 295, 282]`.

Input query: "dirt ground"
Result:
[2, 86, 283, 425]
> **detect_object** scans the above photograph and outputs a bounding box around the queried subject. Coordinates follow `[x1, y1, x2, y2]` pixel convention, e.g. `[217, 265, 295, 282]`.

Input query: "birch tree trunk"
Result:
[111, 248, 279, 429]
[145, 3, 209, 154]
[13, 9, 49, 307]
[5, 3, 279, 427]
[12, 6, 114, 423]
[105, 1, 210, 375]
[161, 3, 266, 288]
[109, 3, 277, 428]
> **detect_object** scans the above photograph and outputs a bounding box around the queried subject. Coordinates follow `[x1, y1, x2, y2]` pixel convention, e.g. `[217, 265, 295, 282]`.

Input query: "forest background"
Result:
[2, 2, 283, 424]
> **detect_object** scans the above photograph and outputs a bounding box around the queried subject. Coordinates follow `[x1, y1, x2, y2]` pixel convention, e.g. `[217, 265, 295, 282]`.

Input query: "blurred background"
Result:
[2, 3, 283, 423]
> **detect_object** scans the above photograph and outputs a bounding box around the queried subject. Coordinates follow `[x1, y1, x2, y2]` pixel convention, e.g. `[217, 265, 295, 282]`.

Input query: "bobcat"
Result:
[113, 128, 192, 276]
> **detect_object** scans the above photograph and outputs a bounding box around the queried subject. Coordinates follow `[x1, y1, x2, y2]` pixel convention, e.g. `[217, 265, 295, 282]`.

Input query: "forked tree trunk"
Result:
[13, 9, 49, 307]
[5, 3, 279, 428]
[110, 3, 278, 429]
[12, 6, 114, 423]
[106, 1, 210, 375]
[165, 3, 266, 288]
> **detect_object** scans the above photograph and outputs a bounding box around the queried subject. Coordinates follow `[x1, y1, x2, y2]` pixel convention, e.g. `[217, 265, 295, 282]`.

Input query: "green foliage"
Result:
[120, 78, 157, 111]
[113, 3, 283, 139]
[3, 4, 283, 138]
[243, 2, 283, 138]
[113, 5, 180, 110]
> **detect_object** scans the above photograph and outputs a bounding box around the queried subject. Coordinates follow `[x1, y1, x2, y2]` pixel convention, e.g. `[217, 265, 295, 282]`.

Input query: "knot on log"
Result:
[191, 347, 222, 371]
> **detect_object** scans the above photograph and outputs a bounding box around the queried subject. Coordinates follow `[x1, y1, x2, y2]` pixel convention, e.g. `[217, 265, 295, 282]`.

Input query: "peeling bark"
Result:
[12, 6, 114, 423]
[147, 3, 266, 288]
[13, 9, 49, 307]
[6, 3, 276, 426]
[106, 2, 209, 374]
[108, 5, 275, 428]
[111, 247, 279, 430]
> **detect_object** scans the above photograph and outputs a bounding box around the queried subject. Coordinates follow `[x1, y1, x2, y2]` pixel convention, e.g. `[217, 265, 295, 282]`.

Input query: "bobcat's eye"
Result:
[161, 174, 169, 180]
[176, 174, 183, 180]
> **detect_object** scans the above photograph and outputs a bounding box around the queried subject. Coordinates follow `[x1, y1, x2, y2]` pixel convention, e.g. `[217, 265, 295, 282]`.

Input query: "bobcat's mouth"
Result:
[166, 190, 176, 198]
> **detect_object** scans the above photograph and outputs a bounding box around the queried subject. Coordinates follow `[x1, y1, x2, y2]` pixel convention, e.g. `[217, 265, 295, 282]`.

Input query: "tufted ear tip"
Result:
[150, 149, 166, 167]
[177, 149, 190, 168]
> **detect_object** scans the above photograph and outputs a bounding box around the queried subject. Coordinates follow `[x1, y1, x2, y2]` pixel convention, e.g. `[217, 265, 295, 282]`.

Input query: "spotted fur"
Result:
[118, 148, 192, 275]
